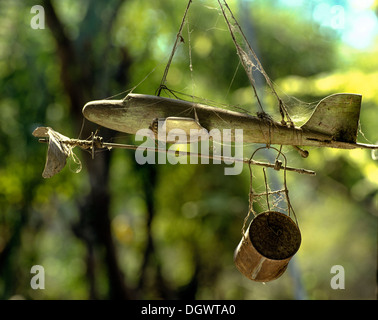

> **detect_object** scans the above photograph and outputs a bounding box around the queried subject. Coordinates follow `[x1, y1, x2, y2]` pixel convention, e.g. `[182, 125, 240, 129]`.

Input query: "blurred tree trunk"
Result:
[42, 0, 131, 299]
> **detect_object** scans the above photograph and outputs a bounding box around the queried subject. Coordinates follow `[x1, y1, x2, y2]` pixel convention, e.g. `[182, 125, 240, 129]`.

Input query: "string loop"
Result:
[242, 146, 298, 237]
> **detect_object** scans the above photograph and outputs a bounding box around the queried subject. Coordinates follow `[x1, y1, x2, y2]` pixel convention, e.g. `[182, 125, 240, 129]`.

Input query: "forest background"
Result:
[0, 0, 377, 300]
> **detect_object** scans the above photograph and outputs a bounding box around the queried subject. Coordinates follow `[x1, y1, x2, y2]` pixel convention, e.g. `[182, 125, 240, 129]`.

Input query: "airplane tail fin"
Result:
[301, 93, 362, 143]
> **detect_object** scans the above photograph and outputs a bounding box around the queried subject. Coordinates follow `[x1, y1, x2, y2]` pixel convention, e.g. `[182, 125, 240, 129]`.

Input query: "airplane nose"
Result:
[82, 100, 104, 121]
[82, 99, 124, 122]
[82, 100, 95, 120]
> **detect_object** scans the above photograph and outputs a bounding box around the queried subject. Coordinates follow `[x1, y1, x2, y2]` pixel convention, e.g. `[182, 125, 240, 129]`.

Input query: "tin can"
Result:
[234, 211, 301, 282]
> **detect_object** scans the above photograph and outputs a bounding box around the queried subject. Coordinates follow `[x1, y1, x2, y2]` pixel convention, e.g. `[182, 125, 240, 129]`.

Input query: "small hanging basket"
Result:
[234, 147, 302, 282]
[234, 211, 301, 282]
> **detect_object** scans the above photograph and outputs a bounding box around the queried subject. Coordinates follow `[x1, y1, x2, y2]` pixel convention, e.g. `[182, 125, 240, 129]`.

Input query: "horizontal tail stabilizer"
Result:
[301, 93, 362, 143]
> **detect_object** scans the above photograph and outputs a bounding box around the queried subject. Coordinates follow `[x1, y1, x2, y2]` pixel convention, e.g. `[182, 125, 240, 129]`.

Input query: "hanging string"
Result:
[217, 0, 293, 125]
[217, 0, 264, 114]
[157, 0, 193, 96]
[155, 0, 294, 125]
[187, 17, 196, 100]
[242, 146, 299, 237]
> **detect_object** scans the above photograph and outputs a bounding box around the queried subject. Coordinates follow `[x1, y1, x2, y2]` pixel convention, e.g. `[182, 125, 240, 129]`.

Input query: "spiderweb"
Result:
[153, 0, 319, 129]
[242, 146, 299, 237]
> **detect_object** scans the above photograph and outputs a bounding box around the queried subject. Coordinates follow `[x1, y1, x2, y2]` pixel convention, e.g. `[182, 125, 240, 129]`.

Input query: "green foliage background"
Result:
[0, 0, 377, 300]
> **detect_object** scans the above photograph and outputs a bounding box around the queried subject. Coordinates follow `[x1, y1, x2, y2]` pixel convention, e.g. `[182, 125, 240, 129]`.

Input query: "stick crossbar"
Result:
[38, 136, 316, 176]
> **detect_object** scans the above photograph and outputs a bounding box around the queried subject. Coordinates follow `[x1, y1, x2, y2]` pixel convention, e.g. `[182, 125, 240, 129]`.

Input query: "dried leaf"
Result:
[33, 127, 73, 178]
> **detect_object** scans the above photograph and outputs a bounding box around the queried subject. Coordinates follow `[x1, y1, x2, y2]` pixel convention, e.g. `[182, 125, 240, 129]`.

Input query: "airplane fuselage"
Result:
[82, 93, 377, 150]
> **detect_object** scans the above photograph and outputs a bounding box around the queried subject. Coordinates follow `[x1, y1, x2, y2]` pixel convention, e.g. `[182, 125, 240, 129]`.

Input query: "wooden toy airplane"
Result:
[82, 92, 378, 154]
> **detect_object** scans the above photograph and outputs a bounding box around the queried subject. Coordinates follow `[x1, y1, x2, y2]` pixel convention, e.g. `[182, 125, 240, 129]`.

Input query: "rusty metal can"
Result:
[234, 211, 301, 282]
